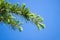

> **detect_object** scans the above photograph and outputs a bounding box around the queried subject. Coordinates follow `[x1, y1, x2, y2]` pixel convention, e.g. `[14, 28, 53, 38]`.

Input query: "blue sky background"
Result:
[0, 0, 60, 40]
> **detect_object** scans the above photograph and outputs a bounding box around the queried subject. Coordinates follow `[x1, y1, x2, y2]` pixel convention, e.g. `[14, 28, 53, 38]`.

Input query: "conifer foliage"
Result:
[0, 0, 45, 32]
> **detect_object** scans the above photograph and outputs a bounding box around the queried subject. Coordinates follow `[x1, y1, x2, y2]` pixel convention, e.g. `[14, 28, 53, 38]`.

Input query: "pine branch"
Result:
[0, 0, 45, 32]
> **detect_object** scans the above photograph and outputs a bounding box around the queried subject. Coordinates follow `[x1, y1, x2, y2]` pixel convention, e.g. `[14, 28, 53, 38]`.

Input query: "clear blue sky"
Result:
[0, 0, 60, 40]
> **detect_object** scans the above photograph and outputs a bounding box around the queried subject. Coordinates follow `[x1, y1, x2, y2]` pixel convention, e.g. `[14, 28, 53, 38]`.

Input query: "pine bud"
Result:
[38, 17, 44, 22]
[8, 19, 10, 23]
[39, 24, 45, 28]
[22, 3, 26, 9]
[19, 27, 23, 32]
[36, 24, 40, 30]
